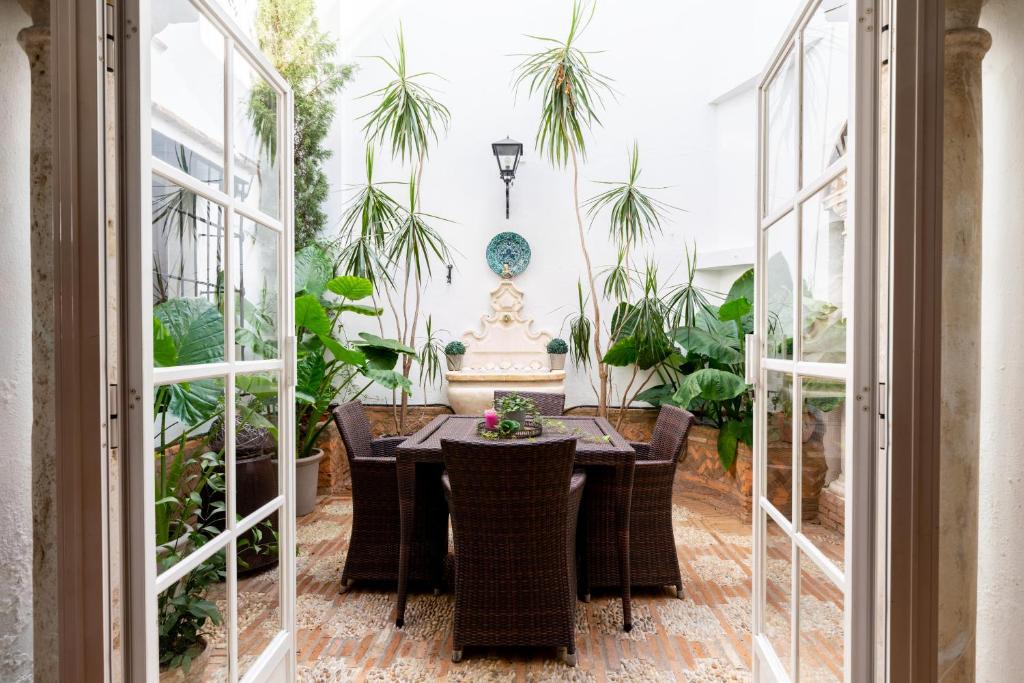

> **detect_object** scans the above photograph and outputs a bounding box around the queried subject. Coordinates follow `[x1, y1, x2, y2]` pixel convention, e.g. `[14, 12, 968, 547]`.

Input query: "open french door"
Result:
[752, 0, 877, 681]
[123, 0, 297, 680]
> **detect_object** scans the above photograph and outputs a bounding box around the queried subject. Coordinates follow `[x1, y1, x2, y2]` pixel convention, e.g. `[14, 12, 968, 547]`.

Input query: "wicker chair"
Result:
[493, 390, 566, 416]
[330, 402, 448, 591]
[579, 404, 695, 599]
[441, 436, 585, 666]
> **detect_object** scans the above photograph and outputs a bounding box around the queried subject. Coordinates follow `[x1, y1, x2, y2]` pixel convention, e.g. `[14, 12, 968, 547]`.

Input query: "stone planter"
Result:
[296, 449, 325, 517]
[446, 354, 464, 371]
[549, 353, 566, 370]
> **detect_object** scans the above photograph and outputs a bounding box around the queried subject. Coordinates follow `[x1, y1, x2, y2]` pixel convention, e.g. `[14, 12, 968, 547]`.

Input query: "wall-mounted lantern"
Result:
[491, 136, 523, 219]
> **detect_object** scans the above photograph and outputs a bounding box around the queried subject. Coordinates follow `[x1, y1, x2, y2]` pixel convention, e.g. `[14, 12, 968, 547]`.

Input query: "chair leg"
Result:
[562, 647, 577, 667]
[451, 649, 463, 663]
[675, 581, 685, 599]
[339, 578, 354, 594]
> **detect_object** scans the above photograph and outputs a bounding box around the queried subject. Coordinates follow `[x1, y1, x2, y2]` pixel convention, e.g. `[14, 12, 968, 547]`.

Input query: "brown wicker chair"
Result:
[441, 436, 585, 666]
[330, 402, 448, 591]
[493, 390, 566, 416]
[579, 404, 695, 599]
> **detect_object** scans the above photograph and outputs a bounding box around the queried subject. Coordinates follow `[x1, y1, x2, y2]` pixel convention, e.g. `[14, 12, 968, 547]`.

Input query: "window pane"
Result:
[157, 548, 229, 679]
[801, 173, 848, 363]
[799, 550, 845, 681]
[152, 175, 227, 368]
[766, 371, 796, 518]
[233, 218, 280, 360]
[766, 213, 797, 360]
[234, 52, 281, 218]
[151, 0, 225, 190]
[764, 513, 793, 676]
[802, 1, 849, 183]
[765, 47, 798, 216]
[154, 378, 226, 576]
[235, 372, 281, 516]
[237, 512, 282, 678]
[802, 376, 847, 571]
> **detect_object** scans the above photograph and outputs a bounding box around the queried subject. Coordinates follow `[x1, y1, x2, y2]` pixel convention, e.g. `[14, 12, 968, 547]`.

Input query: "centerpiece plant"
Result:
[493, 392, 540, 427]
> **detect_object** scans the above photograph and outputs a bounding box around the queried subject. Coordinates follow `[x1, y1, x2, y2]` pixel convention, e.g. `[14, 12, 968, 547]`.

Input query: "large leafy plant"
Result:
[293, 245, 415, 457]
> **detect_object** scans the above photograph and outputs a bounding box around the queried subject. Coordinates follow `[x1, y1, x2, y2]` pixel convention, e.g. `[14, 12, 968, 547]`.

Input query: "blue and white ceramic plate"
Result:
[486, 231, 531, 276]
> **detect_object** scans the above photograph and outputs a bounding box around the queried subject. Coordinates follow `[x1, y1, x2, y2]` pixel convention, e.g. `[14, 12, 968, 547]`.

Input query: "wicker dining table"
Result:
[393, 414, 638, 631]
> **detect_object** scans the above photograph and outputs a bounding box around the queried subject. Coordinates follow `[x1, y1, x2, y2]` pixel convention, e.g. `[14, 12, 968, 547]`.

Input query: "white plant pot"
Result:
[549, 354, 566, 371]
[296, 448, 325, 517]
[446, 354, 464, 371]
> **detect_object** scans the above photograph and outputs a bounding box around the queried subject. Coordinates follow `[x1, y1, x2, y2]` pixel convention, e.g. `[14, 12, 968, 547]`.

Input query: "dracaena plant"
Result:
[514, 0, 614, 415]
[347, 26, 455, 434]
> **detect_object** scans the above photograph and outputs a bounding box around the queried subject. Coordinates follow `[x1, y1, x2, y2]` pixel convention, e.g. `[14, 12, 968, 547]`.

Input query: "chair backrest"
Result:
[649, 404, 696, 462]
[441, 436, 577, 574]
[330, 401, 373, 464]
[493, 390, 566, 416]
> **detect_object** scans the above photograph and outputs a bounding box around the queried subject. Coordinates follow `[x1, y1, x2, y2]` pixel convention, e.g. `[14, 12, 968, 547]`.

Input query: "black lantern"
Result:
[491, 136, 523, 219]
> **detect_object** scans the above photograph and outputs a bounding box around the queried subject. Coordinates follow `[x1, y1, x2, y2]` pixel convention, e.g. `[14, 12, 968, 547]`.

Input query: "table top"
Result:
[396, 414, 635, 467]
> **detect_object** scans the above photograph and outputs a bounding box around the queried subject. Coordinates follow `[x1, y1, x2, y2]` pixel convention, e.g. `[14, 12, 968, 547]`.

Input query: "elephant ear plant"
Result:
[293, 246, 416, 461]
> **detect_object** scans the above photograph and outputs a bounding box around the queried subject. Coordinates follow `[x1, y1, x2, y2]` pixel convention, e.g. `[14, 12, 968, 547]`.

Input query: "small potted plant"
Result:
[547, 337, 568, 370]
[494, 392, 538, 426]
[445, 340, 466, 371]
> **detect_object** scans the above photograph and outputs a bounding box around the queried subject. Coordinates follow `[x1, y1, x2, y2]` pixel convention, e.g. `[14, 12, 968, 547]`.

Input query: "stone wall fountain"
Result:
[445, 232, 565, 414]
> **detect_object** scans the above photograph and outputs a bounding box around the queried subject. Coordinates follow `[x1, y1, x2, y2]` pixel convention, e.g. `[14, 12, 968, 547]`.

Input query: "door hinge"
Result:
[879, 0, 891, 66]
[877, 381, 887, 449]
[103, 2, 116, 74]
[108, 383, 120, 449]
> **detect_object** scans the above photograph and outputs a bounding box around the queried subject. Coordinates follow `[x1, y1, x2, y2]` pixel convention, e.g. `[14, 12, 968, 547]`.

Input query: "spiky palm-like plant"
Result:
[514, 0, 614, 414]
[353, 27, 454, 432]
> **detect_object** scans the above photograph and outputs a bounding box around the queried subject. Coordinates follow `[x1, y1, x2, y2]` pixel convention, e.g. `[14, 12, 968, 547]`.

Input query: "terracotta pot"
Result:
[549, 353, 566, 370]
[446, 354, 464, 371]
[296, 449, 325, 516]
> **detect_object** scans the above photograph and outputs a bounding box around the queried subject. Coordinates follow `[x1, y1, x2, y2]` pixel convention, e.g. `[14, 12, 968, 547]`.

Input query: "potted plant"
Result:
[445, 340, 466, 371]
[292, 249, 416, 515]
[547, 337, 568, 370]
[494, 392, 539, 426]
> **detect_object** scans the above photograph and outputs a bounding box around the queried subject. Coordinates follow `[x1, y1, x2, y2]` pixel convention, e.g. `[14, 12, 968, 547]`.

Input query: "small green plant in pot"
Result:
[547, 337, 568, 371]
[494, 392, 539, 426]
[445, 340, 466, 371]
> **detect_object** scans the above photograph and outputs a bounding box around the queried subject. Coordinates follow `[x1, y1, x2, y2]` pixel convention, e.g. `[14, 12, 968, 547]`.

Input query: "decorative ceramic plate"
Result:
[486, 232, 531, 276]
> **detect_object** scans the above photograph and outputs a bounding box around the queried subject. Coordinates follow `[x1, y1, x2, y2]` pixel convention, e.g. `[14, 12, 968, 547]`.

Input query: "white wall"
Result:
[977, 1, 1024, 678]
[0, 1, 33, 680]
[322, 0, 799, 406]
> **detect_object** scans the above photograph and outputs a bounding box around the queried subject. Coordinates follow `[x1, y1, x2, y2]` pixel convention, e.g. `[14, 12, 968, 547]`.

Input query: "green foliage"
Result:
[417, 317, 446, 398]
[337, 148, 405, 287]
[255, 0, 354, 250]
[512, 0, 612, 165]
[292, 249, 415, 458]
[360, 26, 451, 162]
[567, 281, 593, 368]
[494, 392, 539, 420]
[444, 340, 466, 356]
[585, 142, 675, 249]
[547, 338, 568, 354]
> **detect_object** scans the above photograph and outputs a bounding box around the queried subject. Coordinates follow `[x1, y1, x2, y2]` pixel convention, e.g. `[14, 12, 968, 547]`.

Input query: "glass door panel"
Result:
[133, 1, 296, 680]
[755, 0, 871, 680]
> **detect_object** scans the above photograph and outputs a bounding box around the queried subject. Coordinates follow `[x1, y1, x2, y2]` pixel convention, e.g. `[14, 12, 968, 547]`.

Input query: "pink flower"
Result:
[484, 409, 499, 429]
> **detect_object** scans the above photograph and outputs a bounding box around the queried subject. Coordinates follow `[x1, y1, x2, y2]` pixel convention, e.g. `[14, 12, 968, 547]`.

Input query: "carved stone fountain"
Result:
[445, 278, 566, 414]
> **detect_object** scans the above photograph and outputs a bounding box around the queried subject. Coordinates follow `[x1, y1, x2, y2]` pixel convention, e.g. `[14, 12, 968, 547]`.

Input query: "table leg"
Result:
[395, 460, 416, 628]
[616, 462, 634, 631]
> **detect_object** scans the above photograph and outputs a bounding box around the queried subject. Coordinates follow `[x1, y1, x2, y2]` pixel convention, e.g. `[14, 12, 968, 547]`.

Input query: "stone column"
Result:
[939, 1, 990, 681]
[17, 0, 56, 681]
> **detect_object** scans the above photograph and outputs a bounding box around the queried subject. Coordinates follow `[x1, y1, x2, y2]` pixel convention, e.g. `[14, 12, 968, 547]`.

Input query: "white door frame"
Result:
[122, 1, 297, 680]
[752, 0, 878, 680]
